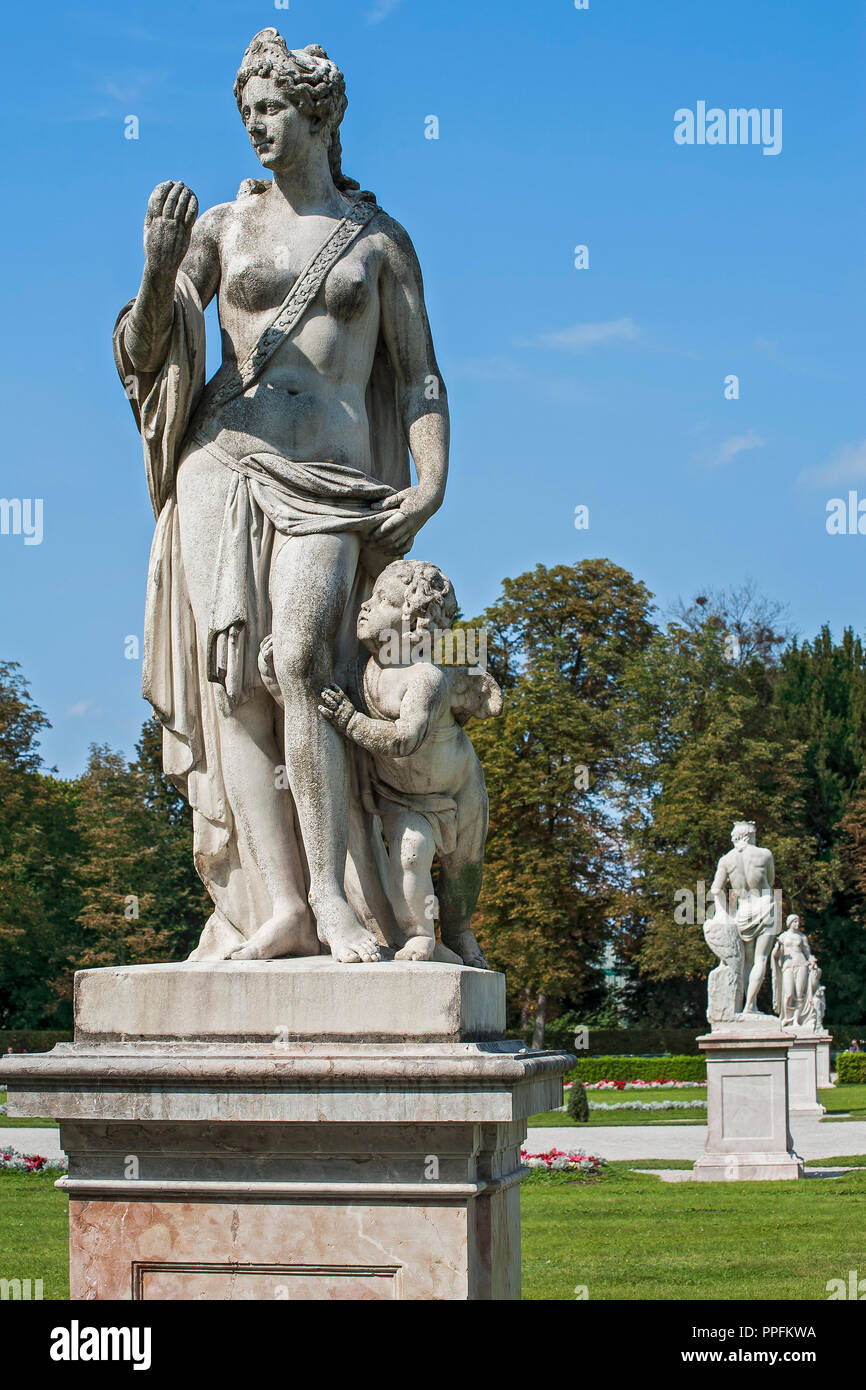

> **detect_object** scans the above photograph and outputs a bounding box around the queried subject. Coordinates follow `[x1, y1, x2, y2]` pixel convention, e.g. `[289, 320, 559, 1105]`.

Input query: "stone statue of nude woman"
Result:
[114, 31, 451, 964]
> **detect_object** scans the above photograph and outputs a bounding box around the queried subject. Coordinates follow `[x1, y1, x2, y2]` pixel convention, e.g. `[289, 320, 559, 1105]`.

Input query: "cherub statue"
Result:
[318, 560, 502, 964]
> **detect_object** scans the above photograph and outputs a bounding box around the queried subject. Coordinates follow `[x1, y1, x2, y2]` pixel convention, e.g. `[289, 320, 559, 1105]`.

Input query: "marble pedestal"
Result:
[693, 1025, 803, 1181]
[4, 961, 572, 1301]
[816, 1037, 833, 1088]
[786, 1030, 830, 1117]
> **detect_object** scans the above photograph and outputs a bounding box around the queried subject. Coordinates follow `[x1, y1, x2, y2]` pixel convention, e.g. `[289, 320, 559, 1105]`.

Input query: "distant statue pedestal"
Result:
[786, 1028, 831, 1117]
[4, 961, 571, 1301]
[816, 1038, 833, 1089]
[694, 1021, 803, 1181]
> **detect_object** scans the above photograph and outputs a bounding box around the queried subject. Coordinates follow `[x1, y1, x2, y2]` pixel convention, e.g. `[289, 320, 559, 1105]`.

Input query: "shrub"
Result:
[0, 1031, 71, 1054]
[567, 1078, 590, 1121]
[836, 1052, 866, 1084]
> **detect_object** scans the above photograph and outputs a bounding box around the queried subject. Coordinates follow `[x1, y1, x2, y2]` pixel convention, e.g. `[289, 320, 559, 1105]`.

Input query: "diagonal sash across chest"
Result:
[202, 193, 380, 413]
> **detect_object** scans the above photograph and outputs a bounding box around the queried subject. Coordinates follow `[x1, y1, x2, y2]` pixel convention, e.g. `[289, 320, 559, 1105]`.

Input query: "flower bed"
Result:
[0, 1146, 66, 1173]
[588, 1099, 706, 1112]
[565, 1079, 704, 1092]
[521, 1147, 606, 1174]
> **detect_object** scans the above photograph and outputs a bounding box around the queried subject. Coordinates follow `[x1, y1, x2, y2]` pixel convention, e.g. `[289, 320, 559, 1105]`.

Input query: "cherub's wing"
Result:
[449, 667, 503, 725]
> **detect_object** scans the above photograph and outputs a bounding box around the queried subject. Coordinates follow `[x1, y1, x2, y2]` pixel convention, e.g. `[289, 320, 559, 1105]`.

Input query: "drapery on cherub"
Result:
[316, 560, 502, 964]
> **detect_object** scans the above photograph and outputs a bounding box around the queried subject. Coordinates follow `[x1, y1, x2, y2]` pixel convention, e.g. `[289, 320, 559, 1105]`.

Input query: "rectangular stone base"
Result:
[5, 964, 572, 1301]
[693, 1152, 803, 1182]
[694, 1028, 803, 1182]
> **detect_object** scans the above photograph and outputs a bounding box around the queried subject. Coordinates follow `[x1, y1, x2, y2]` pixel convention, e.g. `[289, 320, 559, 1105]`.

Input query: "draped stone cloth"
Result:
[113, 267, 409, 958]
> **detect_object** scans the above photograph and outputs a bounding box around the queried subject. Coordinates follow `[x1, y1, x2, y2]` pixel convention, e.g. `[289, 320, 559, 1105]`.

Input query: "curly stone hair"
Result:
[234, 29, 361, 195]
[380, 560, 458, 634]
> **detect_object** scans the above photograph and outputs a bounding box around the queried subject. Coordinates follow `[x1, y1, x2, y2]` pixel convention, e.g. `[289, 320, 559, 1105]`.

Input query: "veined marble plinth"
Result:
[786, 1030, 830, 1116]
[5, 962, 571, 1301]
[693, 1027, 803, 1182]
[73, 958, 505, 1044]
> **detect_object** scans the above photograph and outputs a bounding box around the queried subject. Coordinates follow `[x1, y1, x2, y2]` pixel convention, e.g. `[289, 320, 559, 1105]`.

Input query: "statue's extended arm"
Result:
[319, 674, 446, 758]
[125, 182, 220, 373]
[372, 217, 449, 555]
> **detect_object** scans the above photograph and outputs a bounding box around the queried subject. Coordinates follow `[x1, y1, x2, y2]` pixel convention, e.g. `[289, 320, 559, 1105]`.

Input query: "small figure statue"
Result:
[705, 821, 782, 1018]
[771, 914, 813, 1026]
[318, 560, 502, 965]
[812, 982, 826, 1032]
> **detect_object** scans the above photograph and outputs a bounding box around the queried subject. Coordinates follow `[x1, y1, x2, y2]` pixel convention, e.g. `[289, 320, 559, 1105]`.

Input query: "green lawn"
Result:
[3, 1159, 866, 1301]
[521, 1161, 866, 1299]
[530, 1086, 708, 1127]
[0, 1171, 69, 1299]
[529, 1083, 866, 1127]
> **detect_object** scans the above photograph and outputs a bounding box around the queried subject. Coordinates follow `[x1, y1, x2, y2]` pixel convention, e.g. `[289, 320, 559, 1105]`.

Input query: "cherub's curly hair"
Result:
[234, 30, 361, 195]
[380, 560, 458, 634]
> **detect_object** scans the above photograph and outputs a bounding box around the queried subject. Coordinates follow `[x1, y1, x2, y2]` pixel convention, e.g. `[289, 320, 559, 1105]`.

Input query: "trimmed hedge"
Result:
[567, 1054, 707, 1084]
[836, 1052, 866, 1084]
[0, 1030, 71, 1055]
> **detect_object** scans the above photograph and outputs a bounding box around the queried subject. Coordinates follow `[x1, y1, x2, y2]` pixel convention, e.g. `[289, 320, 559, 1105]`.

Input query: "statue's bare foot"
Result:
[395, 935, 436, 962]
[229, 909, 315, 961]
[445, 928, 488, 969]
[316, 898, 381, 963]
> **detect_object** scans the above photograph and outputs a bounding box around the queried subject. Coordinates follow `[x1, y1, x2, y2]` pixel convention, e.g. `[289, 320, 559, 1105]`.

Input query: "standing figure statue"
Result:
[703, 821, 782, 1019]
[114, 31, 462, 964]
[771, 914, 814, 1026]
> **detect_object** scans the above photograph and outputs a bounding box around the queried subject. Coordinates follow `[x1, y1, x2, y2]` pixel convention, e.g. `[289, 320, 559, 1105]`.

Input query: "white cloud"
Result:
[709, 431, 765, 467]
[530, 317, 640, 352]
[367, 0, 404, 22]
[797, 439, 866, 489]
[64, 700, 96, 719]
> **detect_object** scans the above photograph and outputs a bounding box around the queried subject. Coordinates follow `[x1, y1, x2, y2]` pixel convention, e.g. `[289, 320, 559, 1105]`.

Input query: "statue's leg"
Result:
[437, 769, 489, 969]
[379, 809, 437, 961]
[268, 529, 381, 964]
[176, 448, 316, 959]
[744, 932, 775, 1012]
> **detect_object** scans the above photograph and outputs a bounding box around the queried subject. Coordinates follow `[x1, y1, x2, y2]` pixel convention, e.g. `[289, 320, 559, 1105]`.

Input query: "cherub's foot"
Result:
[316, 897, 382, 963]
[257, 635, 283, 707]
[444, 928, 488, 969]
[395, 934, 436, 962]
[229, 909, 315, 961]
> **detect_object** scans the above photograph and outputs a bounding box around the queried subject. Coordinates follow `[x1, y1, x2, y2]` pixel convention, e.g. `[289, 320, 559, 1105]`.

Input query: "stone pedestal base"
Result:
[4, 961, 572, 1301]
[787, 1030, 830, 1116]
[816, 1037, 833, 1088]
[693, 1027, 803, 1181]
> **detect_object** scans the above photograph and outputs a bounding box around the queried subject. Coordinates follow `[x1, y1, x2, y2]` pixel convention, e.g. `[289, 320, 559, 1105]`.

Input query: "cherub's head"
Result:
[357, 560, 458, 657]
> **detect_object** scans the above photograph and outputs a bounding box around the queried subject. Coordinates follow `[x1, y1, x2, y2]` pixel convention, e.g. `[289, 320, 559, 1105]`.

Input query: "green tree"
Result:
[466, 560, 655, 1043]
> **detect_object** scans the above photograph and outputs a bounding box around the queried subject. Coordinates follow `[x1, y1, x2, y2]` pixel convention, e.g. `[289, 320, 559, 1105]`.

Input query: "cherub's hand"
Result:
[318, 683, 357, 735]
[143, 180, 198, 280]
[369, 486, 440, 557]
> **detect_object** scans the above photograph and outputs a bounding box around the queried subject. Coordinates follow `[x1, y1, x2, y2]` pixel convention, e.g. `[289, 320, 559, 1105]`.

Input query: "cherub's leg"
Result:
[380, 810, 437, 962]
[437, 769, 489, 969]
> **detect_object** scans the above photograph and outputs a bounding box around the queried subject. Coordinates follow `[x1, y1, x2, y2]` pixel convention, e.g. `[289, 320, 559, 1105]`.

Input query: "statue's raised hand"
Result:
[143, 181, 198, 278]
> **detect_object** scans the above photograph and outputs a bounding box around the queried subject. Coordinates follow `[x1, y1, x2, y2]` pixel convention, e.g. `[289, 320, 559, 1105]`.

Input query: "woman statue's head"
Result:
[234, 30, 359, 192]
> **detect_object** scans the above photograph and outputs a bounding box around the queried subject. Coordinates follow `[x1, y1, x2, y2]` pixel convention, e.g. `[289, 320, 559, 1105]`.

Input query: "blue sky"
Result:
[1, 0, 864, 776]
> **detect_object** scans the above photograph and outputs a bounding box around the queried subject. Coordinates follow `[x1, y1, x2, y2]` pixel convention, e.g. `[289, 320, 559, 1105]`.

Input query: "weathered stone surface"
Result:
[73, 959, 505, 1044]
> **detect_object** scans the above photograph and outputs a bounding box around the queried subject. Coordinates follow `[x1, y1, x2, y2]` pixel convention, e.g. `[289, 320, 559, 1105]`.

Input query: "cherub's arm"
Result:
[319, 671, 448, 758]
